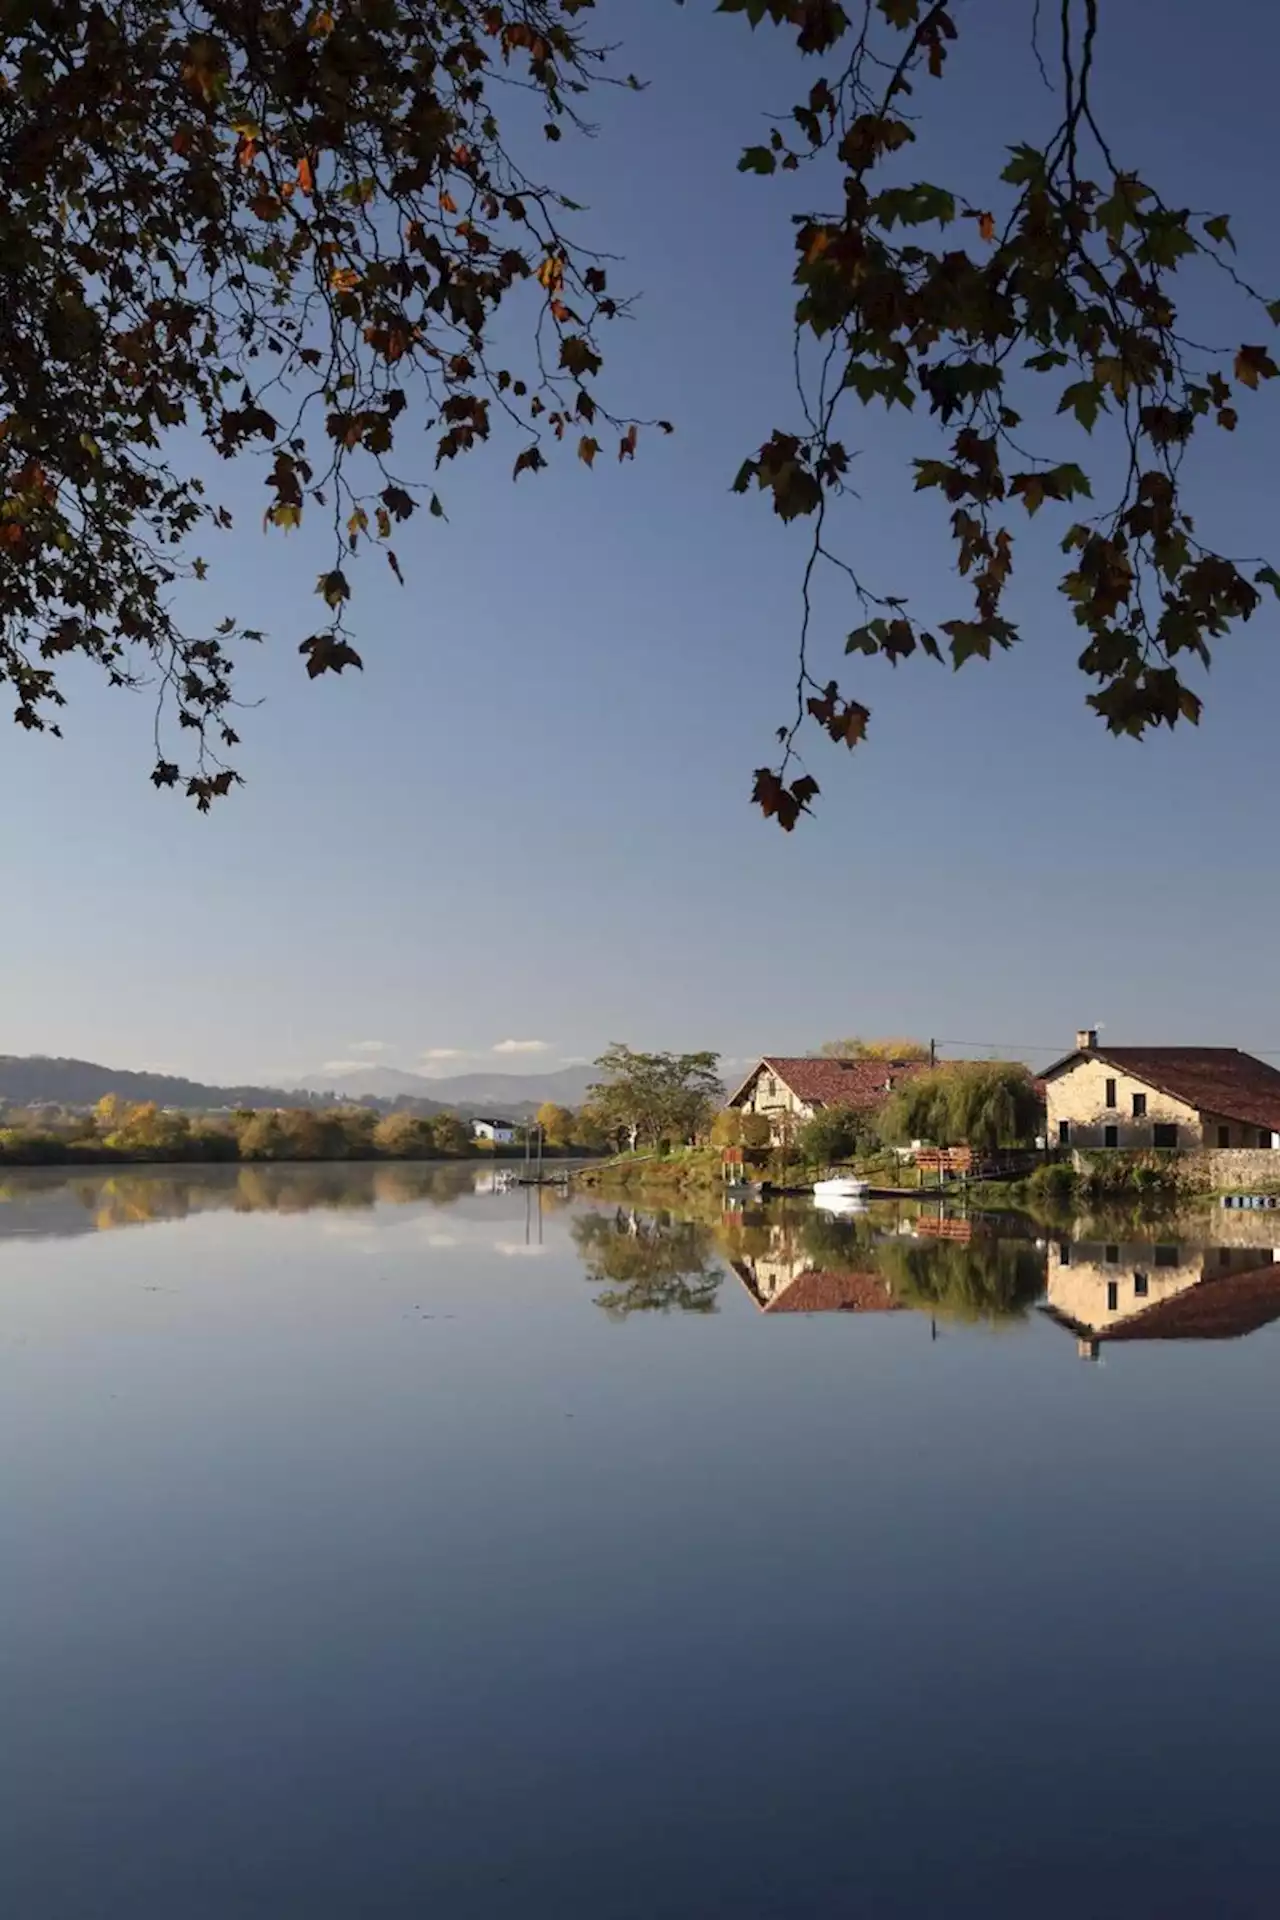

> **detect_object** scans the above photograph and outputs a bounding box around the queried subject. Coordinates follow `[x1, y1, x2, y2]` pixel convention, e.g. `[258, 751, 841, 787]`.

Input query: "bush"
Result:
[797, 1104, 867, 1167]
[1026, 1162, 1077, 1204]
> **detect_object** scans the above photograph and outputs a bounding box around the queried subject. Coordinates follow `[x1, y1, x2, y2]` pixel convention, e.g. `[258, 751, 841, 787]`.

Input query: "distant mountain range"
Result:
[0, 1054, 597, 1118]
[290, 1062, 597, 1110]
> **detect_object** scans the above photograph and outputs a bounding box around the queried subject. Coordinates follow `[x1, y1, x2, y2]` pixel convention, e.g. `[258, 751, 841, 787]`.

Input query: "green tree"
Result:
[818, 1038, 931, 1061]
[431, 1112, 473, 1157]
[587, 1045, 723, 1152]
[710, 1109, 742, 1148]
[373, 1112, 437, 1159]
[235, 1111, 290, 1161]
[535, 1102, 575, 1149]
[571, 1110, 608, 1154]
[102, 1101, 193, 1157]
[797, 1104, 870, 1167]
[328, 1106, 380, 1158]
[878, 1063, 1042, 1153]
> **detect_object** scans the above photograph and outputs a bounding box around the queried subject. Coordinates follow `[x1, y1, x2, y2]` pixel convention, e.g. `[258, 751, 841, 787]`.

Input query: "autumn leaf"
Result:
[1234, 345, 1279, 388]
[297, 155, 315, 194]
[977, 210, 995, 243]
[329, 266, 360, 293]
[513, 444, 546, 480]
[440, 190, 458, 215]
[316, 569, 350, 608]
[619, 424, 638, 462]
[578, 436, 599, 467]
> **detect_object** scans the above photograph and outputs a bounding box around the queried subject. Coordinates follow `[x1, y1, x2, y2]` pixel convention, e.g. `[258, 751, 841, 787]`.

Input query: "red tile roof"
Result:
[1102, 1261, 1280, 1342]
[764, 1268, 903, 1314]
[730, 1055, 933, 1111]
[1047, 1047, 1280, 1133]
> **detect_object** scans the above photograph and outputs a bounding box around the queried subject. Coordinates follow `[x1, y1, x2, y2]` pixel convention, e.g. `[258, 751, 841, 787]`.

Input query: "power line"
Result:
[933, 1037, 1280, 1061]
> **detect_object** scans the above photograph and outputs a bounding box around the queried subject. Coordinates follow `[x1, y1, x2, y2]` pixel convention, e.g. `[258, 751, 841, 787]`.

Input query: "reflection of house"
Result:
[471, 1117, 517, 1145]
[1044, 1238, 1280, 1356]
[1043, 1031, 1280, 1151]
[731, 1259, 901, 1315]
[727, 1055, 931, 1144]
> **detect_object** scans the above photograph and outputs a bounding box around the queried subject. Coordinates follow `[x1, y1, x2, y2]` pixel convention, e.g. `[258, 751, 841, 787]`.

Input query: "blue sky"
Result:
[3, 0, 1280, 1087]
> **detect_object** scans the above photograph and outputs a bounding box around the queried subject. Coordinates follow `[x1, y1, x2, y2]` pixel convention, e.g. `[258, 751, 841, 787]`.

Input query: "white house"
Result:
[471, 1117, 517, 1146]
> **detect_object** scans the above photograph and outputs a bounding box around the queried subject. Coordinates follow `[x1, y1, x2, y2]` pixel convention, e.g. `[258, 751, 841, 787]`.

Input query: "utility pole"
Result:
[929, 1037, 936, 1068]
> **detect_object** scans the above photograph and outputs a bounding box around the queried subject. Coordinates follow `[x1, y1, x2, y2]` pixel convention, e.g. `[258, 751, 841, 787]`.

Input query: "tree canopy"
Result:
[878, 1060, 1042, 1151]
[2, 0, 1274, 817]
[817, 1037, 930, 1060]
[585, 1044, 723, 1151]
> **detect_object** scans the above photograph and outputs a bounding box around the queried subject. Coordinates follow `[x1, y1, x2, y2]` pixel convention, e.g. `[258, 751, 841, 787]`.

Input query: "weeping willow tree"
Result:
[879, 1062, 1042, 1151]
[876, 1235, 1045, 1325]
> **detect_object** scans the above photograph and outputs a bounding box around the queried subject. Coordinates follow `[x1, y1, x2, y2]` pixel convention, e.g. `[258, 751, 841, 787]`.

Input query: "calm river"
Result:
[3, 1164, 1280, 1917]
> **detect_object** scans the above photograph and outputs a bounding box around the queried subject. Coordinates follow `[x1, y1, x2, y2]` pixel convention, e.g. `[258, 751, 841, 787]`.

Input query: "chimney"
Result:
[1076, 1027, 1098, 1052]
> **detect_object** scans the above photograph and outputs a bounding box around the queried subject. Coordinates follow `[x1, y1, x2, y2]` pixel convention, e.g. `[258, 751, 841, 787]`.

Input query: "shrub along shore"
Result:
[0, 1098, 594, 1167]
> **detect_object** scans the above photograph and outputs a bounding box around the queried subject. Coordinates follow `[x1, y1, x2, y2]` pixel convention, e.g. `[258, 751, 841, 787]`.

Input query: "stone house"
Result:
[1042, 1031, 1280, 1152]
[726, 1055, 932, 1145]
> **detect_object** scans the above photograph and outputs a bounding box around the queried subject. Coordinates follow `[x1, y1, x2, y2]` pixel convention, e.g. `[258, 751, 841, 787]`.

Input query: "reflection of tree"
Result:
[874, 1236, 1045, 1324]
[0, 1160, 482, 1238]
[799, 1210, 881, 1268]
[571, 1209, 722, 1318]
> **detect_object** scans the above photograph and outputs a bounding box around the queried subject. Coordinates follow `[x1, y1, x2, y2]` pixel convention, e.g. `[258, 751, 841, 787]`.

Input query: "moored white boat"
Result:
[812, 1175, 869, 1202]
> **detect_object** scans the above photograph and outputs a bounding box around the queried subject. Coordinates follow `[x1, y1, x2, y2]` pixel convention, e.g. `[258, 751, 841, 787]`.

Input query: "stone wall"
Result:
[1187, 1149, 1280, 1193]
[1072, 1147, 1280, 1193]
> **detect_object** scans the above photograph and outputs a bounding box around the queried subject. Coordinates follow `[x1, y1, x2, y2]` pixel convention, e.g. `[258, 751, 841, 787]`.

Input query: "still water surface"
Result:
[3, 1164, 1280, 1917]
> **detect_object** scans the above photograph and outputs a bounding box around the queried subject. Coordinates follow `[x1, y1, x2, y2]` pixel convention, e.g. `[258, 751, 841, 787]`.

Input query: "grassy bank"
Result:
[574, 1147, 726, 1194]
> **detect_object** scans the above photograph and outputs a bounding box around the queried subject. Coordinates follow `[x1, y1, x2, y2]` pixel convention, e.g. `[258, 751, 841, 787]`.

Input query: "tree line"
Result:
[0, 1095, 602, 1166]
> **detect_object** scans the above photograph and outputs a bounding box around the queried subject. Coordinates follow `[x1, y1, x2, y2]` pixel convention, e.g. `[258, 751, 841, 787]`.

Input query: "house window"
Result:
[1105, 1244, 1119, 1264]
[1106, 1281, 1119, 1311]
[1218, 1125, 1231, 1148]
[1155, 1245, 1178, 1269]
[1260, 1129, 1272, 1149]
[1132, 1093, 1147, 1118]
[1153, 1123, 1178, 1148]
[1058, 1242, 1071, 1266]
[1058, 1120, 1071, 1146]
[1105, 1078, 1117, 1109]
[1104, 1125, 1118, 1148]
[1134, 1272, 1149, 1298]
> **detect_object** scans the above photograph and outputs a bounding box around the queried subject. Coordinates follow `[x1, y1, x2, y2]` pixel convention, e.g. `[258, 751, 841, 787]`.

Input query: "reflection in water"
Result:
[5, 1165, 1280, 1361]
[570, 1209, 722, 1317]
[1043, 1234, 1280, 1357]
[0, 1161, 477, 1240]
[726, 1205, 1042, 1325]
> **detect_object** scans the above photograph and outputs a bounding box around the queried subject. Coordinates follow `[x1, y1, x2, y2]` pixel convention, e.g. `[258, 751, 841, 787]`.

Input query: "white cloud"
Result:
[421, 1047, 468, 1061]
[348, 1040, 388, 1054]
[492, 1039, 552, 1055]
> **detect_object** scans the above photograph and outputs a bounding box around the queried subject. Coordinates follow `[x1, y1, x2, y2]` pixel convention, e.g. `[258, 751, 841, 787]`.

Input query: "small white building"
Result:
[471, 1116, 517, 1146]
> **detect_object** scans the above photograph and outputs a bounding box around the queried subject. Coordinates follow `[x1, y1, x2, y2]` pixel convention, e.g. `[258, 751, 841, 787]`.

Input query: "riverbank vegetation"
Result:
[0, 1096, 597, 1167]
